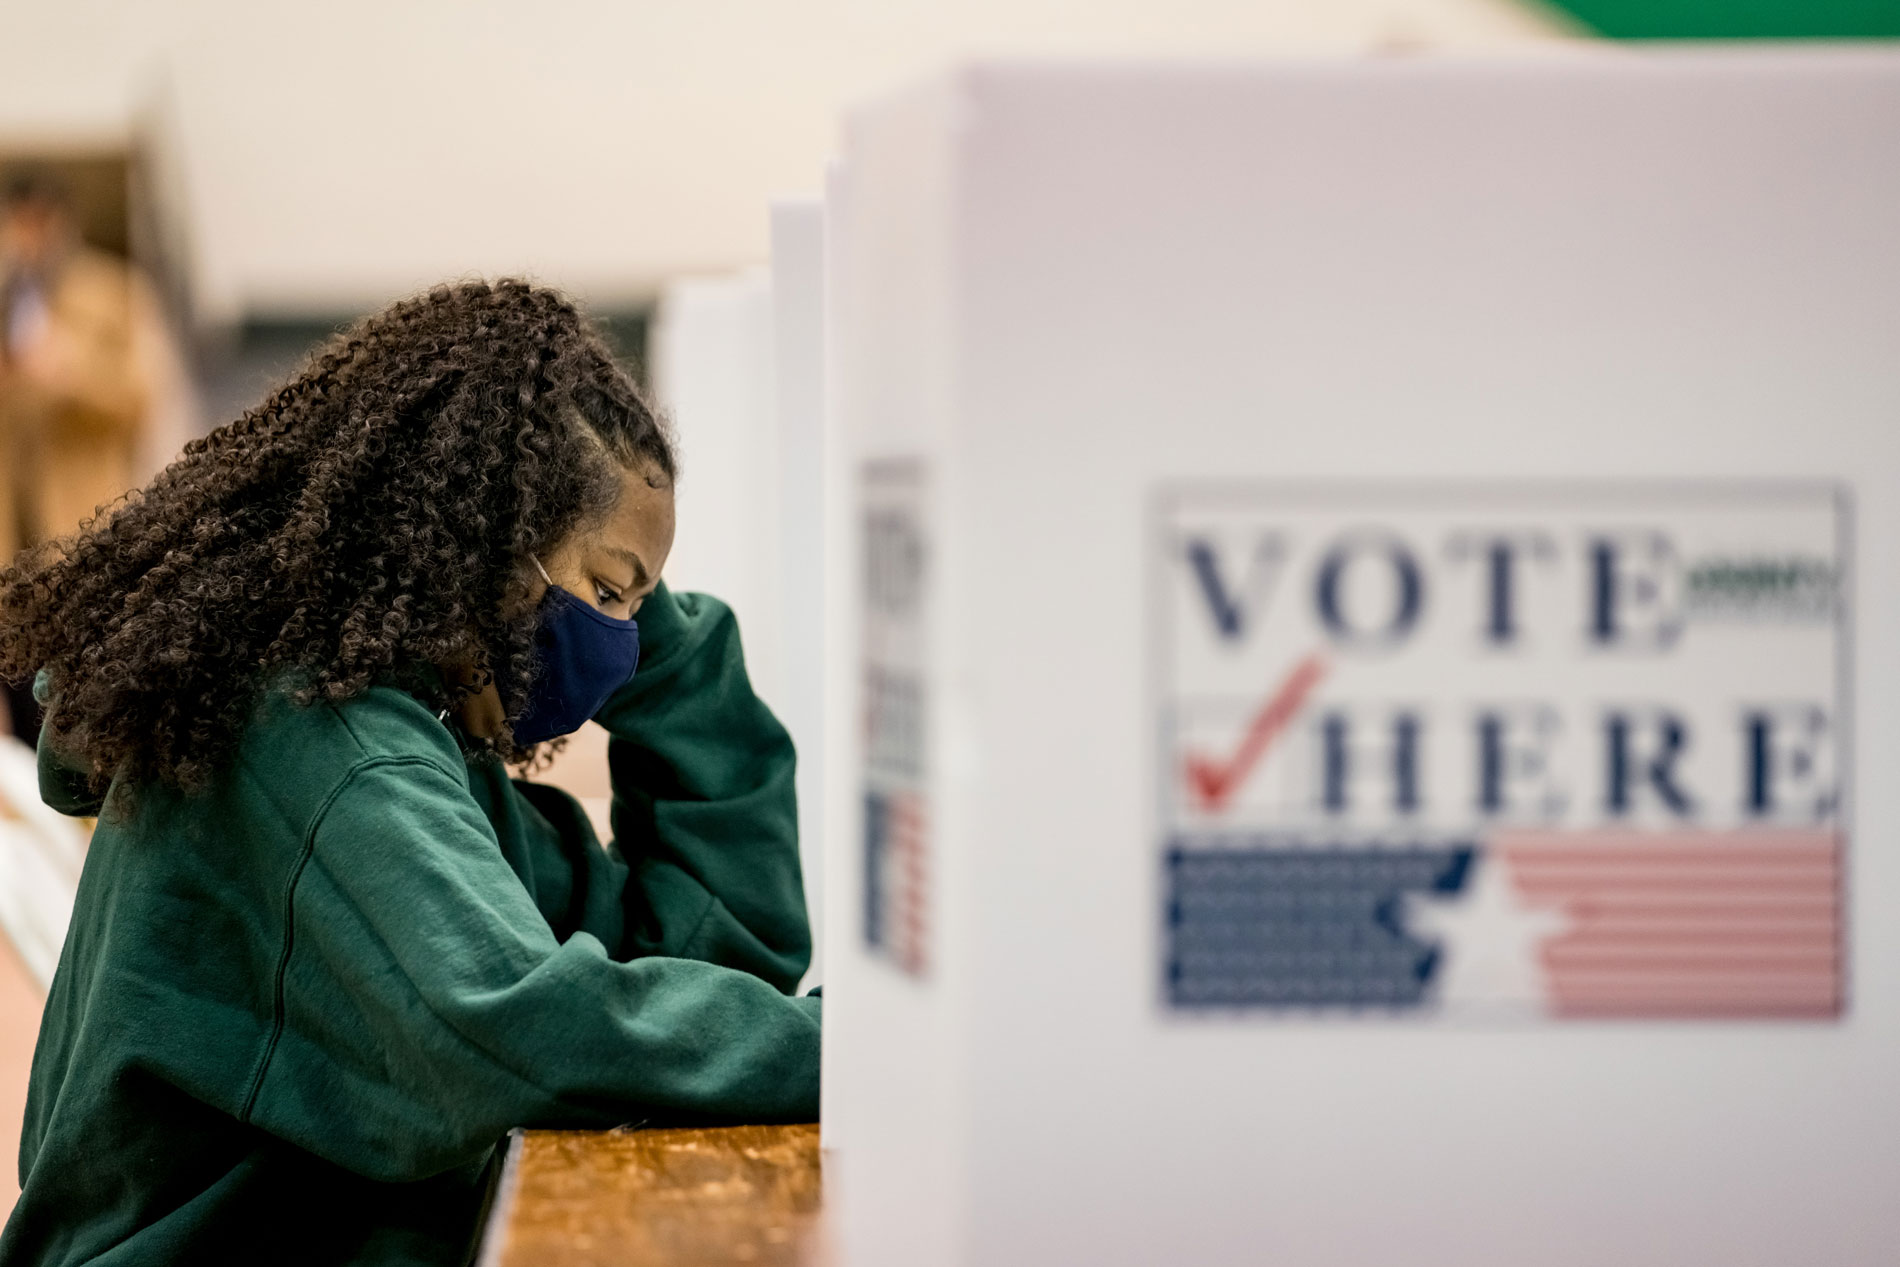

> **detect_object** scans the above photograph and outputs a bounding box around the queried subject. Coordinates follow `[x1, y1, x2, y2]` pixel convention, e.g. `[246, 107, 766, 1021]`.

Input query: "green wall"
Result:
[1543, 0, 1900, 39]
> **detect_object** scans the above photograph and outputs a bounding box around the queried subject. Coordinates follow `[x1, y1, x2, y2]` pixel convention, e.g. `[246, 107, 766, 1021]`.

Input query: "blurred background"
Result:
[4, 0, 1894, 572]
[1, 0, 1895, 1226]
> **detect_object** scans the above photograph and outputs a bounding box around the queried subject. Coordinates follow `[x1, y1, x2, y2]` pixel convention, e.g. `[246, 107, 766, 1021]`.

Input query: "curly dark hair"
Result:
[0, 278, 675, 796]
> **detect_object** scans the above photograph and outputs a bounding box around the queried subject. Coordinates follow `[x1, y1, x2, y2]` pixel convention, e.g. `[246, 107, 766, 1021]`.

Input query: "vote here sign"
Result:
[1155, 484, 1847, 1021]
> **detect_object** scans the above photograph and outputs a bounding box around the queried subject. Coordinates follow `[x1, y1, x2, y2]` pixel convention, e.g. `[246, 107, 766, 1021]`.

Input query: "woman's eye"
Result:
[595, 581, 623, 607]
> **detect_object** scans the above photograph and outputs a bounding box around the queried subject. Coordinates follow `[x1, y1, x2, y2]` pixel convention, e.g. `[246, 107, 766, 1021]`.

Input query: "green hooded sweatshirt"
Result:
[0, 585, 821, 1266]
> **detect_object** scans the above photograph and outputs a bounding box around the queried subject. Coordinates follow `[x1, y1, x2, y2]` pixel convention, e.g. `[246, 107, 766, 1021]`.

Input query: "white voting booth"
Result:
[770, 201, 833, 996]
[821, 53, 1900, 1266]
[648, 244, 834, 988]
[650, 271, 783, 710]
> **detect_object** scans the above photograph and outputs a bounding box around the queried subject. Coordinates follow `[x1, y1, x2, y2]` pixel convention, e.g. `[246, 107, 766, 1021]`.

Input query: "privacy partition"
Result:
[822, 52, 1900, 1267]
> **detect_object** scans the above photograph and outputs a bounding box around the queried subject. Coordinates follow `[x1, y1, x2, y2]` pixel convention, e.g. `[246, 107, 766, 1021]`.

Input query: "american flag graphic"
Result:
[888, 792, 929, 976]
[865, 788, 931, 977]
[862, 461, 931, 980]
[1496, 828, 1843, 1019]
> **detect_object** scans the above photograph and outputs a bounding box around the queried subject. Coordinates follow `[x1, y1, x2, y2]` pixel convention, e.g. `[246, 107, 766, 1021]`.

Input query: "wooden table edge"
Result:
[473, 1129, 527, 1267]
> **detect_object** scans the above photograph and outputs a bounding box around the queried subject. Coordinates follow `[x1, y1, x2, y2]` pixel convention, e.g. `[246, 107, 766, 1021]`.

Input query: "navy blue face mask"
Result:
[506, 557, 641, 746]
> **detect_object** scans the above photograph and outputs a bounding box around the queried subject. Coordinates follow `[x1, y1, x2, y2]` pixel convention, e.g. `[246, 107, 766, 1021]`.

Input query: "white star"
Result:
[1404, 850, 1570, 1021]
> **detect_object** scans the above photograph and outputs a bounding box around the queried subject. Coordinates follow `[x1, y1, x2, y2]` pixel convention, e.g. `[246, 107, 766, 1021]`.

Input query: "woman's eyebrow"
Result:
[602, 546, 649, 587]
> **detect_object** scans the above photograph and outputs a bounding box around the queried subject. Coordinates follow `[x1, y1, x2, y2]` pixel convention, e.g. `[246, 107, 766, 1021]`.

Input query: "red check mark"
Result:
[1183, 653, 1327, 813]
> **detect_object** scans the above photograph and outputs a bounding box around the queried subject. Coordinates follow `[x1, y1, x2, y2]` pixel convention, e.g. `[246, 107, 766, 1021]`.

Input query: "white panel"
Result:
[0, 739, 87, 992]
[772, 200, 830, 992]
[650, 269, 784, 712]
[825, 84, 971, 1267]
[831, 52, 1900, 1267]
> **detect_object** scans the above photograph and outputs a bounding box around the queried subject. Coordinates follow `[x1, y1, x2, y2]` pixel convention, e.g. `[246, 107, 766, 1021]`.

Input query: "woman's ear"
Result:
[455, 677, 506, 744]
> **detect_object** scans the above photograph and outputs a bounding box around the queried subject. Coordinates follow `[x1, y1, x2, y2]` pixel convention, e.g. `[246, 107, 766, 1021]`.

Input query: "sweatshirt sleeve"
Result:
[247, 753, 821, 1184]
[591, 584, 812, 993]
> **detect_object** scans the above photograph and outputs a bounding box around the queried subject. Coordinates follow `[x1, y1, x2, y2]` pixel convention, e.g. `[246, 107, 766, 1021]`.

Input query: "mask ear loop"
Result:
[531, 556, 555, 586]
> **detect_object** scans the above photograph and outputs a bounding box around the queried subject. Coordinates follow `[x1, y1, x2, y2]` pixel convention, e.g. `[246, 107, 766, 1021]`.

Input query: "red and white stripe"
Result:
[1495, 829, 1842, 1020]
[890, 791, 931, 977]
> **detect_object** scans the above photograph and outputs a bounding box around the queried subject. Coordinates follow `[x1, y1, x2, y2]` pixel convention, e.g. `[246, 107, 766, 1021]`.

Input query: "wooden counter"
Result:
[478, 1123, 826, 1266]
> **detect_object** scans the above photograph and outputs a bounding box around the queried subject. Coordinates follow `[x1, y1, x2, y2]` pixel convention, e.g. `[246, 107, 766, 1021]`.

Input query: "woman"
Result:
[0, 281, 819, 1265]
